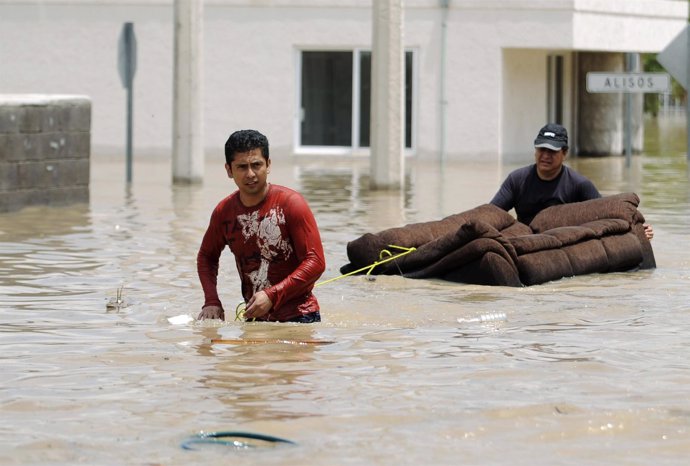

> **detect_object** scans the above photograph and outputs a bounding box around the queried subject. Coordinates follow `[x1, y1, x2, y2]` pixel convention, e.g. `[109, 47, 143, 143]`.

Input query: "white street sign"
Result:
[586, 72, 670, 93]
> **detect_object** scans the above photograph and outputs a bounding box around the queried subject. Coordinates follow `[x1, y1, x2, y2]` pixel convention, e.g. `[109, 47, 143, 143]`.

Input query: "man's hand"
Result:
[643, 223, 654, 241]
[244, 291, 273, 320]
[198, 305, 225, 320]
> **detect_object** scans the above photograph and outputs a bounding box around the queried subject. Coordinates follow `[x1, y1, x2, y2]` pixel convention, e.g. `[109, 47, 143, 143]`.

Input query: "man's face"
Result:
[534, 147, 566, 180]
[225, 148, 271, 203]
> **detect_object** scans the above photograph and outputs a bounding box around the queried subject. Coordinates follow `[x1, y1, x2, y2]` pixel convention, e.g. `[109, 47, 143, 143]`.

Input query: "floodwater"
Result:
[1, 117, 690, 465]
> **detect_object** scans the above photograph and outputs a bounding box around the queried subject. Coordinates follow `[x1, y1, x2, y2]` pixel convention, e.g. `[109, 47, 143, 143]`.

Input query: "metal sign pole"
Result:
[126, 68, 133, 183]
[625, 54, 633, 168]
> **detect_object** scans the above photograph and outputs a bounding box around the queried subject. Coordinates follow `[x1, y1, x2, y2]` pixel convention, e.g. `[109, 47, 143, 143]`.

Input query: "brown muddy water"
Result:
[1, 117, 690, 465]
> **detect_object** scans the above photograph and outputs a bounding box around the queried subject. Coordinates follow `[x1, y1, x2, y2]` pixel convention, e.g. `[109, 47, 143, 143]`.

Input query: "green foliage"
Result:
[642, 53, 686, 116]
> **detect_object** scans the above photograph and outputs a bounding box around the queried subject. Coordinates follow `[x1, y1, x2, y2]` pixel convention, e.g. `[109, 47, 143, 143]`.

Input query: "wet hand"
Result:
[244, 291, 273, 320]
[643, 223, 654, 241]
[198, 305, 225, 320]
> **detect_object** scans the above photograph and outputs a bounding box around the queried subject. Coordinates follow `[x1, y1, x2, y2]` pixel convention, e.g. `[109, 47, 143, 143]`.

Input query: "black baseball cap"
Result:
[534, 124, 568, 151]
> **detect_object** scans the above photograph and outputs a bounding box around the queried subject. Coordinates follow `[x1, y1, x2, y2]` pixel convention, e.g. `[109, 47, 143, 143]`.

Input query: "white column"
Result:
[172, 0, 204, 184]
[370, 0, 404, 190]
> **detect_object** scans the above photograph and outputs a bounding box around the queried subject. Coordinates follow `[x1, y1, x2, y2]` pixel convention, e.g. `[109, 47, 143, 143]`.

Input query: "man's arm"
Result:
[577, 178, 601, 201]
[261, 193, 325, 312]
[197, 209, 227, 319]
[490, 173, 517, 212]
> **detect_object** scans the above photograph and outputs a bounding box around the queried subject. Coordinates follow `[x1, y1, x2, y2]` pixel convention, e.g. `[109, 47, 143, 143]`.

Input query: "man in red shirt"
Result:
[197, 129, 326, 322]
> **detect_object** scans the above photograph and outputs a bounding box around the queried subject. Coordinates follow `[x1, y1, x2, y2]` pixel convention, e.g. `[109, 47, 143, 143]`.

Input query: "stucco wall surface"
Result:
[0, 0, 685, 162]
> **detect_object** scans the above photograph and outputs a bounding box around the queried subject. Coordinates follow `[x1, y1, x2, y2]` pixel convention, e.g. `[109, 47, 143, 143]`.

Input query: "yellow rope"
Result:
[235, 302, 248, 322]
[315, 244, 416, 286]
[234, 244, 416, 321]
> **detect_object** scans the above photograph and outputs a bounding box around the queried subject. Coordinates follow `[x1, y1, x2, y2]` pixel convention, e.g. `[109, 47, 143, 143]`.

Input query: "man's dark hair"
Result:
[224, 129, 269, 165]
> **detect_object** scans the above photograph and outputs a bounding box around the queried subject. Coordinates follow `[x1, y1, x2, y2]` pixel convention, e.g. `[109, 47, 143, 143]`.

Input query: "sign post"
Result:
[586, 71, 670, 167]
[118, 22, 137, 183]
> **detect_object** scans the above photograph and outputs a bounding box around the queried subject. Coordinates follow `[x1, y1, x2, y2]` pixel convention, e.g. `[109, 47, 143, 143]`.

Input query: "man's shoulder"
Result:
[507, 164, 536, 181]
[562, 165, 593, 183]
[215, 191, 239, 208]
[560, 165, 601, 199]
[268, 185, 315, 220]
[211, 191, 241, 217]
[269, 184, 306, 204]
[270, 184, 299, 195]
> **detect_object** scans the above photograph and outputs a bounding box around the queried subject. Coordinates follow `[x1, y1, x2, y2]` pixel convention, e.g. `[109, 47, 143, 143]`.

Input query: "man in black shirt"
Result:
[491, 123, 654, 239]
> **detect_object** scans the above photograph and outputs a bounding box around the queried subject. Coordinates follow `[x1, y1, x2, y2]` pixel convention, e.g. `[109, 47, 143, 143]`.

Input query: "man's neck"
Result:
[240, 183, 270, 207]
[536, 165, 563, 181]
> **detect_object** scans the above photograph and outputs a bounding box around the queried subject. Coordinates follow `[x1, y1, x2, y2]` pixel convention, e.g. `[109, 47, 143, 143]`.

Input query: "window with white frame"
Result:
[298, 49, 414, 152]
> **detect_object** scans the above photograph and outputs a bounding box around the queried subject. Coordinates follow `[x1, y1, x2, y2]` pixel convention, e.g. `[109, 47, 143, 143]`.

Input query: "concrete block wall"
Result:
[0, 95, 91, 213]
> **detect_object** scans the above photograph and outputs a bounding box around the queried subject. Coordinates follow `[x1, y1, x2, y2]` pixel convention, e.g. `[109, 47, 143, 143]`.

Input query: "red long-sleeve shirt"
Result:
[197, 184, 325, 322]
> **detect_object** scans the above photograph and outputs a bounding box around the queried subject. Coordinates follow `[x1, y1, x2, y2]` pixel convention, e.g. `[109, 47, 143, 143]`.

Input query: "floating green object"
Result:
[181, 431, 297, 450]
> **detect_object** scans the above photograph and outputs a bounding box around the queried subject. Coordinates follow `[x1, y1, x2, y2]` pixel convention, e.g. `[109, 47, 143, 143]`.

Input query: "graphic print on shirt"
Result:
[237, 207, 293, 294]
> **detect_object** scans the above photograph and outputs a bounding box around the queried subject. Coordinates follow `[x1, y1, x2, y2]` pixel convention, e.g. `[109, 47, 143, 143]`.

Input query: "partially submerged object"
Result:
[340, 193, 655, 286]
[181, 431, 296, 450]
[106, 285, 129, 311]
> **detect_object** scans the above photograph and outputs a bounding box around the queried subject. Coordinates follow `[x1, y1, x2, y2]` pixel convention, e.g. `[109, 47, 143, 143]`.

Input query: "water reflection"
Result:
[193, 324, 322, 423]
[1, 117, 689, 464]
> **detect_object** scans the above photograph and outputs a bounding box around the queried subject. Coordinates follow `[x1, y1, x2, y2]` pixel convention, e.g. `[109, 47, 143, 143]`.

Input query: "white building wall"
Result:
[205, 5, 373, 157]
[0, 0, 686, 163]
[572, 0, 688, 52]
[0, 4, 174, 157]
[502, 49, 550, 163]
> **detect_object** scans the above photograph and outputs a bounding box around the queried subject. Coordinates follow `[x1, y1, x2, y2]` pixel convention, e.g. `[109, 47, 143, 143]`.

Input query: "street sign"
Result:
[586, 72, 670, 93]
[657, 24, 688, 90]
[118, 23, 137, 89]
[117, 22, 137, 183]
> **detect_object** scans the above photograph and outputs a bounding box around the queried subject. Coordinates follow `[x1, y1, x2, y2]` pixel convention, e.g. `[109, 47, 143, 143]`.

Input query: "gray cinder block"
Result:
[0, 94, 91, 213]
[0, 106, 20, 134]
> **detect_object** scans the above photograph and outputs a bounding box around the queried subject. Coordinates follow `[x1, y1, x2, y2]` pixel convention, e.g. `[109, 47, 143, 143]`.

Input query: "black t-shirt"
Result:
[490, 164, 601, 225]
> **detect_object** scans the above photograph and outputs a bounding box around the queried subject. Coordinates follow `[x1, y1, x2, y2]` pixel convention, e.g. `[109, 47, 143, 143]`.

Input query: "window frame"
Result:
[295, 47, 417, 156]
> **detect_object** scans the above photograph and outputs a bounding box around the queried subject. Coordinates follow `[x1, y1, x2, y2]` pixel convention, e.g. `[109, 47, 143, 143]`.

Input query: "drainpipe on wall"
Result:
[439, 0, 449, 162]
[624, 52, 634, 168]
